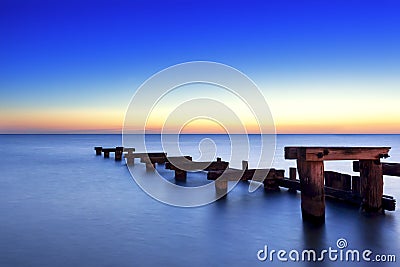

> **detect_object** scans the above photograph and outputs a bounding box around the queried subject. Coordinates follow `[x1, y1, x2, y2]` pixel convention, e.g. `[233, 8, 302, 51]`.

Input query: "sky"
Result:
[0, 0, 399, 134]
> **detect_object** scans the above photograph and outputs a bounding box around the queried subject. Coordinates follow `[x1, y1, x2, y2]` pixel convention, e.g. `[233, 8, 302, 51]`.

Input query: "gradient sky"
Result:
[0, 0, 399, 133]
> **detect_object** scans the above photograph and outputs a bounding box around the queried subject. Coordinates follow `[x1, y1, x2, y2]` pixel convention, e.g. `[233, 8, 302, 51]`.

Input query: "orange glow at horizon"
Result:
[2, 112, 400, 134]
[0, 108, 124, 133]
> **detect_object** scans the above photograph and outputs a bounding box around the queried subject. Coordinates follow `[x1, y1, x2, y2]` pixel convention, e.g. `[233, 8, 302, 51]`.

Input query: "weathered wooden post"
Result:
[297, 159, 325, 224]
[215, 180, 228, 196]
[175, 170, 187, 181]
[359, 160, 384, 214]
[145, 162, 156, 171]
[352, 176, 361, 196]
[115, 147, 123, 161]
[94, 147, 102, 156]
[288, 167, 297, 193]
[242, 160, 248, 170]
[103, 150, 110, 158]
[124, 148, 135, 165]
[285, 146, 390, 223]
[263, 169, 284, 191]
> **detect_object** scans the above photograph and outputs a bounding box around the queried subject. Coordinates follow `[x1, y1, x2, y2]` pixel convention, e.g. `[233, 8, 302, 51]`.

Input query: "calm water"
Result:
[0, 134, 399, 267]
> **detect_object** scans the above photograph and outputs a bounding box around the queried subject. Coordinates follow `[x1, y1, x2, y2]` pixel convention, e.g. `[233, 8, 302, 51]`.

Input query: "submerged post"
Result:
[359, 160, 384, 214]
[145, 162, 155, 171]
[352, 176, 361, 196]
[242, 160, 248, 170]
[124, 148, 136, 165]
[215, 180, 228, 196]
[288, 167, 297, 193]
[115, 147, 123, 161]
[175, 170, 187, 181]
[94, 147, 102, 156]
[297, 159, 325, 224]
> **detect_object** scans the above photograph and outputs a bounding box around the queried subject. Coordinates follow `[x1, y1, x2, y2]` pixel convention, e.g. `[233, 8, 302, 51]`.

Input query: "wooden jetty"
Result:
[94, 145, 398, 224]
[94, 146, 124, 161]
[285, 146, 391, 224]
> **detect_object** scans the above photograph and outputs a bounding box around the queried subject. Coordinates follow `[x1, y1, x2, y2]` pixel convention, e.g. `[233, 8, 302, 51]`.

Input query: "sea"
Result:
[0, 134, 399, 267]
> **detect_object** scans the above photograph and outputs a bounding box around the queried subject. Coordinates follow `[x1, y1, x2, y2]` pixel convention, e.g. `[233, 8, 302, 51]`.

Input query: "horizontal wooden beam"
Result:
[207, 168, 284, 181]
[126, 152, 167, 159]
[102, 147, 123, 153]
[325, 171, 351, 191]
[285, 147, 390, 161]
[353, 161, 400, 177]
[140, 156, 192, 164]
[165, 161, 228, 172]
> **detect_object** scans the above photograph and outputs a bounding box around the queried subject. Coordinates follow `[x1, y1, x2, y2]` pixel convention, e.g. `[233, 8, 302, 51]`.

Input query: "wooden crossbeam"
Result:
[285, 147, 390, 161]
[140, 156, 192, 164]
[207, 168, 283, 181]
[165, 160, 228, 172]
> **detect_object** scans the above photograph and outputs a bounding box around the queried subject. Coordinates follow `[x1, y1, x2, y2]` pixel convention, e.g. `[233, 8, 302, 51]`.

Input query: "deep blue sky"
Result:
[0, 0, 399, 133]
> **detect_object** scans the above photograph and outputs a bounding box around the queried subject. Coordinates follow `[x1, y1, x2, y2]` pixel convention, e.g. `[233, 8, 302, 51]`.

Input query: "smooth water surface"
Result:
[0, 134, 399, 267]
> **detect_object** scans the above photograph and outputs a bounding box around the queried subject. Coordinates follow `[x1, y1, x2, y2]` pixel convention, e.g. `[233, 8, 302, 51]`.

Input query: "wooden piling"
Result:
[175, 170, 187, 181]
[115, 147, 123, 161]
[263, 169, 284, 191]
[359, 160, 384, 214]
[123, 148, 136, 165]
[288, 167, 297, 193]
[145, 162, 155, 171]
[297, 159, 325, 224]
[94, 147, 102, 156]
[104, 151, 110, 158]
[352, 176, 361, 196]
[242, 160, 248, 170]
[215, 180, 228, 196]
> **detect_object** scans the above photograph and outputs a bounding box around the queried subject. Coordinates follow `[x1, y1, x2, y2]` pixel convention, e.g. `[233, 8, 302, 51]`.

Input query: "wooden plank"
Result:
[166, 161, 228, 172]
[360, 160, 383, 214]
[285, 147, 390, 161]
[354, 161, 400, 177]
[140, 155, 192, 165]
[284, 147, 298, 159]
[297, 159, 325, 224]
[324, 171, 351, 191]
[102, 148, 117, 152]
[131, 152, 167, 159]
[207, 168, 281, 181]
